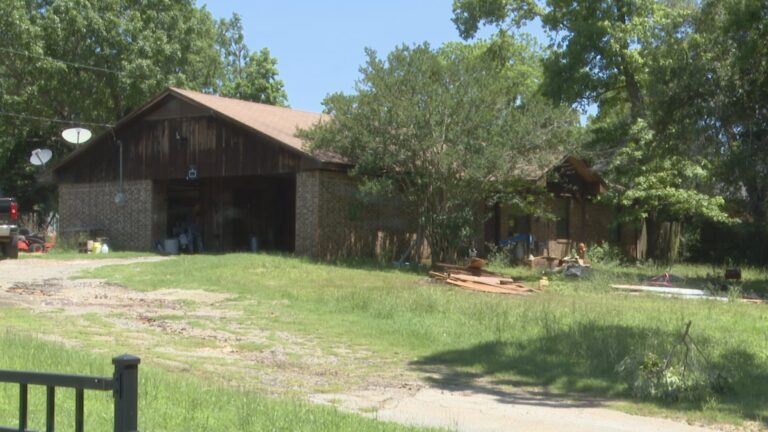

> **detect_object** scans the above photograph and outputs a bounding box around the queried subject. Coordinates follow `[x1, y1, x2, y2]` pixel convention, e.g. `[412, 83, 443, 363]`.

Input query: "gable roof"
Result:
[519, 155, 607, 187]
[169, 88, 337, 161]
[50, 88, 343, 177]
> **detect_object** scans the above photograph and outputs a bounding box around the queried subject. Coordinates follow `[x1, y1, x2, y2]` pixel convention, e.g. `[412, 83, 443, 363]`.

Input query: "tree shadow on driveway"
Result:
[410, 322, 768, 423]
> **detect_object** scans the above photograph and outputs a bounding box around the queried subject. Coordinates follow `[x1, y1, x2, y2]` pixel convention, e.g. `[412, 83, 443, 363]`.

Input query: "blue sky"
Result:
[199, 1, 540, 113]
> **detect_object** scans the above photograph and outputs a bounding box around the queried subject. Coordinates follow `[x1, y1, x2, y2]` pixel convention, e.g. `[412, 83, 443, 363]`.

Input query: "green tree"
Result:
[0, 2, 288, 217]
[453, 0, 731, 260]
[304, 41, 578, 264]
[216, 13, 288, 105]
[686, 0, 768, 227]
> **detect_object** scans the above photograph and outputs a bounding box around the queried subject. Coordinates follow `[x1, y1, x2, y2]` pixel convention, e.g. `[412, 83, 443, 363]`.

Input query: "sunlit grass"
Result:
[0, 333, 438, 432]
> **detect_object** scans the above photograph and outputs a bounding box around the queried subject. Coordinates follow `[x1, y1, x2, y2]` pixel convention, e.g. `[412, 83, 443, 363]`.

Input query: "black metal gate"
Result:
[0, 354, 140, 432]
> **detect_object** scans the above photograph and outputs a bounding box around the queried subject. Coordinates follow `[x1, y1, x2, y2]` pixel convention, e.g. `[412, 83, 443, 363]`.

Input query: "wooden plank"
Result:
[446, 279, 525, 295]
[446, 278, 532, 295]
[449, 273, 515, 285]
[435, 263, 501, 277]
[428, 271, 449, 280]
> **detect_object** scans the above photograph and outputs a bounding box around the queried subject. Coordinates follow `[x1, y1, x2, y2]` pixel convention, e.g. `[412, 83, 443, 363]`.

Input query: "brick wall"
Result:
[295, 170, 414, 260]
[295, 171, 320, 256]
[58, 180, 154, 251]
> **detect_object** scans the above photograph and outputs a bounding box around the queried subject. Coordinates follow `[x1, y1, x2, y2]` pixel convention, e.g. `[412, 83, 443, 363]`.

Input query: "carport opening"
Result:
[164, 175, 295, 253]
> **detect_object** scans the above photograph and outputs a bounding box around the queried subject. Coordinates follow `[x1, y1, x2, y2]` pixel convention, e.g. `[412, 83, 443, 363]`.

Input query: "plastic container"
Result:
[92, 241, 102, 253]
[164, 238, 179, 255]
[250, 236, 259, 252]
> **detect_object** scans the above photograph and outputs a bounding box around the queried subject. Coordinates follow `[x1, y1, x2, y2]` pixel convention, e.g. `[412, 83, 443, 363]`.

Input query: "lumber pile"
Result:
[430, 263, 540, 296]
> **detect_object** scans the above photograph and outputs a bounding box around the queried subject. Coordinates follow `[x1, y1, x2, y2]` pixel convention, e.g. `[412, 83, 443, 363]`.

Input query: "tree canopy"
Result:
[0, 1, 287, 216]
[304, 41, 579, 263]
[453, 0, 740, 259]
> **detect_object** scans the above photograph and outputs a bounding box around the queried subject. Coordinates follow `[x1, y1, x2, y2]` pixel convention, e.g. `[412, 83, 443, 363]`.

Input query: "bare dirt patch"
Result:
[0, 257, 391, 395]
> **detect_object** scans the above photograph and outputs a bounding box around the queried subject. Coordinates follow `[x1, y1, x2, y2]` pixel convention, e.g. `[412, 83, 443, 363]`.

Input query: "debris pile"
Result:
[429, 261, 540, 296]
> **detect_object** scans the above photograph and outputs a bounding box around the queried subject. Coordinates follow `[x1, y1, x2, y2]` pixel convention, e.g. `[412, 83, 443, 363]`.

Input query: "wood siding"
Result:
[55, 98, 315, 184]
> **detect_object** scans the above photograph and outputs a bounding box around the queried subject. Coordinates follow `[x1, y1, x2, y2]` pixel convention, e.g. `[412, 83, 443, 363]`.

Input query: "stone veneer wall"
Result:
[295, 170, 414, 260]
[58, 180, 154, 251]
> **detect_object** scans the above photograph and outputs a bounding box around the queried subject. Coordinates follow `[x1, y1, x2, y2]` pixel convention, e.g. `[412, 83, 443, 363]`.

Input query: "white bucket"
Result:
[164, 238, 179, 255]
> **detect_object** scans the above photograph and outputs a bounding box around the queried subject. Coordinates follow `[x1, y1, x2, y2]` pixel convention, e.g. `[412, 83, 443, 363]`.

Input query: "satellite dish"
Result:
[61, 127, 92, 144]
[29, 148, 53, 166]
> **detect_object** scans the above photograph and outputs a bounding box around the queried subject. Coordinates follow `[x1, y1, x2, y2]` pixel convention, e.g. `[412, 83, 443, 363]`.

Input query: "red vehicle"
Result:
[16, 227, 53, 253]
[0, 197, 19, 259]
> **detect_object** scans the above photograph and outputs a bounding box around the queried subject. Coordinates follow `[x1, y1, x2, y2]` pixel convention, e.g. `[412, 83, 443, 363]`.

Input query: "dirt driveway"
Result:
[0, 257, 730, 432]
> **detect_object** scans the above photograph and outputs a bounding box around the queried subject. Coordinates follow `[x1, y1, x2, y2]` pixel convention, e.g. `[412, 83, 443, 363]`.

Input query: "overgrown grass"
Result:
[0, 333, 437, 431]
[78, 254, 768, 427]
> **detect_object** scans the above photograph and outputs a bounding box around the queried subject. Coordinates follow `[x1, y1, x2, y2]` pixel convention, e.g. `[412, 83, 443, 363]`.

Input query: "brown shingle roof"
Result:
[170, 88, 341, 163]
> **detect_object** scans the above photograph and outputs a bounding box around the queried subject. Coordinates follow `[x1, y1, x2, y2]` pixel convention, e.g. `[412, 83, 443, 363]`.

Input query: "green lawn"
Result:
[4, 253, 768, 429]
[0, 333, 437, 431]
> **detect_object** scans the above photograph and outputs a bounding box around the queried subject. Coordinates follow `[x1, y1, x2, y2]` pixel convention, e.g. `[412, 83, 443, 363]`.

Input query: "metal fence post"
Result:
[112, 354, 140, 432]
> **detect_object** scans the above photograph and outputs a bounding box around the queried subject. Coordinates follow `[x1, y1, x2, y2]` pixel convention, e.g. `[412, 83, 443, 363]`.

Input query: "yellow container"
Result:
[92, 241, 102, 253]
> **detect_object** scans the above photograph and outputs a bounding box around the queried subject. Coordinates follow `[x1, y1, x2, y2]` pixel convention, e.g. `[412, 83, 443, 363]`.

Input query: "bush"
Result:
[587, 243, 624, 264]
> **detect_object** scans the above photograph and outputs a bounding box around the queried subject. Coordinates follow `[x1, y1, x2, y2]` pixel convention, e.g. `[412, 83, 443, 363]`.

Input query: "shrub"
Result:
[587, 243, 624, 264]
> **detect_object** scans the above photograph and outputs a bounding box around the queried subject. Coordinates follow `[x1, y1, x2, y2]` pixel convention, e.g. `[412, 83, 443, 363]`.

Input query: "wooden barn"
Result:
[52, 88, 411, 257]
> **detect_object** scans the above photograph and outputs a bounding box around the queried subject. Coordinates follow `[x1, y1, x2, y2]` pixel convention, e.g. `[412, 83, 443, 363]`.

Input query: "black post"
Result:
[113, 354, 140, 432]
[18, 383, 28, 431]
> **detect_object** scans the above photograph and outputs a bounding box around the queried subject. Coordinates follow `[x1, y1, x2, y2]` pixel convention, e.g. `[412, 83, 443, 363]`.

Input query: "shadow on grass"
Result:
[410, 322, 768, 422]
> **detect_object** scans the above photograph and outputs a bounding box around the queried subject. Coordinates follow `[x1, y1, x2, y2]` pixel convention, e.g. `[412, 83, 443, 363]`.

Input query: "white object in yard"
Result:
[611, 284, 728, 301]
[163, 238, 179, 255]
[101, 243, 109, 254]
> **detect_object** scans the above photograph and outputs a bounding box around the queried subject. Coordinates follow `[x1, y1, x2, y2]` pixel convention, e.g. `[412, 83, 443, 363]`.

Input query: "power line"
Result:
[0, 111, 113, 128]
[0, 47, 122, 75]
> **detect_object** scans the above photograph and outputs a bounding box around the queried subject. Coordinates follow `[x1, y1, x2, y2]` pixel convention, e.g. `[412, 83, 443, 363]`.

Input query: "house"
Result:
[52, 88, 412, 258]
[52, 88, 643, 261]
[483, 156, 646, 260]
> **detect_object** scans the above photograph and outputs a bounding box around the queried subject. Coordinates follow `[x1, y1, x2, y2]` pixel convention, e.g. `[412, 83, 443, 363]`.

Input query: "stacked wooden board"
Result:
[430, 263, 540, 296]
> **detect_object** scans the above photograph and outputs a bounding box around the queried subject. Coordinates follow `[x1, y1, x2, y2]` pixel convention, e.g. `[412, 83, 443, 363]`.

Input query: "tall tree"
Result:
[216, 13, 288, 105]
[0, 2, 288, 216]
[304, 41, 578, 264]
[453, 0, 731, 259]
[0, 0, 222, 215]
[688, 0, 768, 227]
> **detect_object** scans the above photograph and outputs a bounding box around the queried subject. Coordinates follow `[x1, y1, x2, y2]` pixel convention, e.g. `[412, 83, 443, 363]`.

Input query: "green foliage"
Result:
[303, 40, 579, 263]
[215, 13, 288, 105]
[616, 323, 730, 402]
[586, 243, 623, 264]
[598, 119, 732, 223]
[485, 242, 514, 267]
[0, 3, 287, 211]
[452, 0, 733, 253]
[0, 333, 433, 431]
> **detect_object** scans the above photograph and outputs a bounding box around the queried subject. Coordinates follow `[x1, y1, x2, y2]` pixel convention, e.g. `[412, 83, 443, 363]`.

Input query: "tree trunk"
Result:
[645, 213, 682, 263]
[614, 0, 645, 119]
